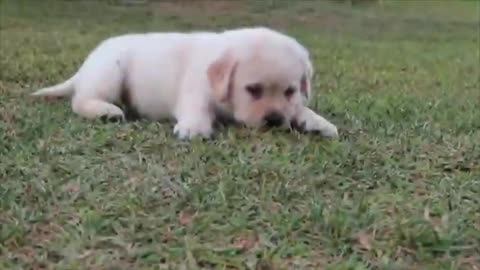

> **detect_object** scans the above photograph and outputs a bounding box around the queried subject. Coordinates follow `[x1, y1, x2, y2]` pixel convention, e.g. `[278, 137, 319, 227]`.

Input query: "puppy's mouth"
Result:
[262, 112, 286, 128]
[229, 113, 292, 131]
[258, 117, 292, 132]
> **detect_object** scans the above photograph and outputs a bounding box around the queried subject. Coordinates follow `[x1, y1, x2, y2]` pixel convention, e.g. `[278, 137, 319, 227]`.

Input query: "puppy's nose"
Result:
[264, 112, 284, 127]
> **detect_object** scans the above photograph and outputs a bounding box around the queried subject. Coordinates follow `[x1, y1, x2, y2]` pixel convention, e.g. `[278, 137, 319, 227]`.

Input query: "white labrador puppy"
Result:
[32, 27, 338, 139]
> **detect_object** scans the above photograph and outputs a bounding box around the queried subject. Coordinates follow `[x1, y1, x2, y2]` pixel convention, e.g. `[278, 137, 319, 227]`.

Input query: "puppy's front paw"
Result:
[292, 109, 339, 138]
[100, 113, 125, 123]
[305, 119, 338, 138]
[173, 120, 213, 140]
[316, 123, 338, 138]
[293, 120, 338, 138]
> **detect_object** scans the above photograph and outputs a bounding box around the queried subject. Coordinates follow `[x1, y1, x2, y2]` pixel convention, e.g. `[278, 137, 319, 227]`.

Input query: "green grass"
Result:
[1, 0, 479, 269]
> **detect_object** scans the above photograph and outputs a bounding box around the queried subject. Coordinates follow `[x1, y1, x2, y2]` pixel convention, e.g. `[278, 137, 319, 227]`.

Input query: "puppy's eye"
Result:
[284, 87, 295, 98]
[246, 84, 263, 100]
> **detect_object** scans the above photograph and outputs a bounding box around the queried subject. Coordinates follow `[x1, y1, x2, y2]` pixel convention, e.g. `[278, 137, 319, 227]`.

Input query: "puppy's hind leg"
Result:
[72, 97, 125, 122]
[71, 58, 127, 122]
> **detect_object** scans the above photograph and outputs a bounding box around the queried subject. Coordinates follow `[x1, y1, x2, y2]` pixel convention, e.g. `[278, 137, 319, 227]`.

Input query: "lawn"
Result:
[0, 0, 479, 269]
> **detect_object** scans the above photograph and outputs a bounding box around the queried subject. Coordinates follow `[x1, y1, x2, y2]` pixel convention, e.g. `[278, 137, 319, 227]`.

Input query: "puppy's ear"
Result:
[207, 49, 237, 103]
[300, 57, 314, 102]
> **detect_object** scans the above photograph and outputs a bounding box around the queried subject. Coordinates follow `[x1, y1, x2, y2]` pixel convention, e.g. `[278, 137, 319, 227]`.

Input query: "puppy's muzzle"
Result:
[264, 111, 285, 127]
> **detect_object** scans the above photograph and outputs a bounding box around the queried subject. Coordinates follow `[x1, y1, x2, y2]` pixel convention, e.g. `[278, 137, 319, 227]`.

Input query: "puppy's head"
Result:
[208, 28, 313, 128]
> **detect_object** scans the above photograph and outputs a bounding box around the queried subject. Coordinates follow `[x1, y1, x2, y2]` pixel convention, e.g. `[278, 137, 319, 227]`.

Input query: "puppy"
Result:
[32, 27, 338, 139]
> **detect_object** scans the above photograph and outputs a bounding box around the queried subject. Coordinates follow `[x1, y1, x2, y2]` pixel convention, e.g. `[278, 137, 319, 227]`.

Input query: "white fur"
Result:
[32, 27, 338, 139]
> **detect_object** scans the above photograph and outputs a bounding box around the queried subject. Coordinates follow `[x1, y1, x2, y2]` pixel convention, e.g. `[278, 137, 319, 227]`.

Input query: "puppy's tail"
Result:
[31, 75, 76, 97]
